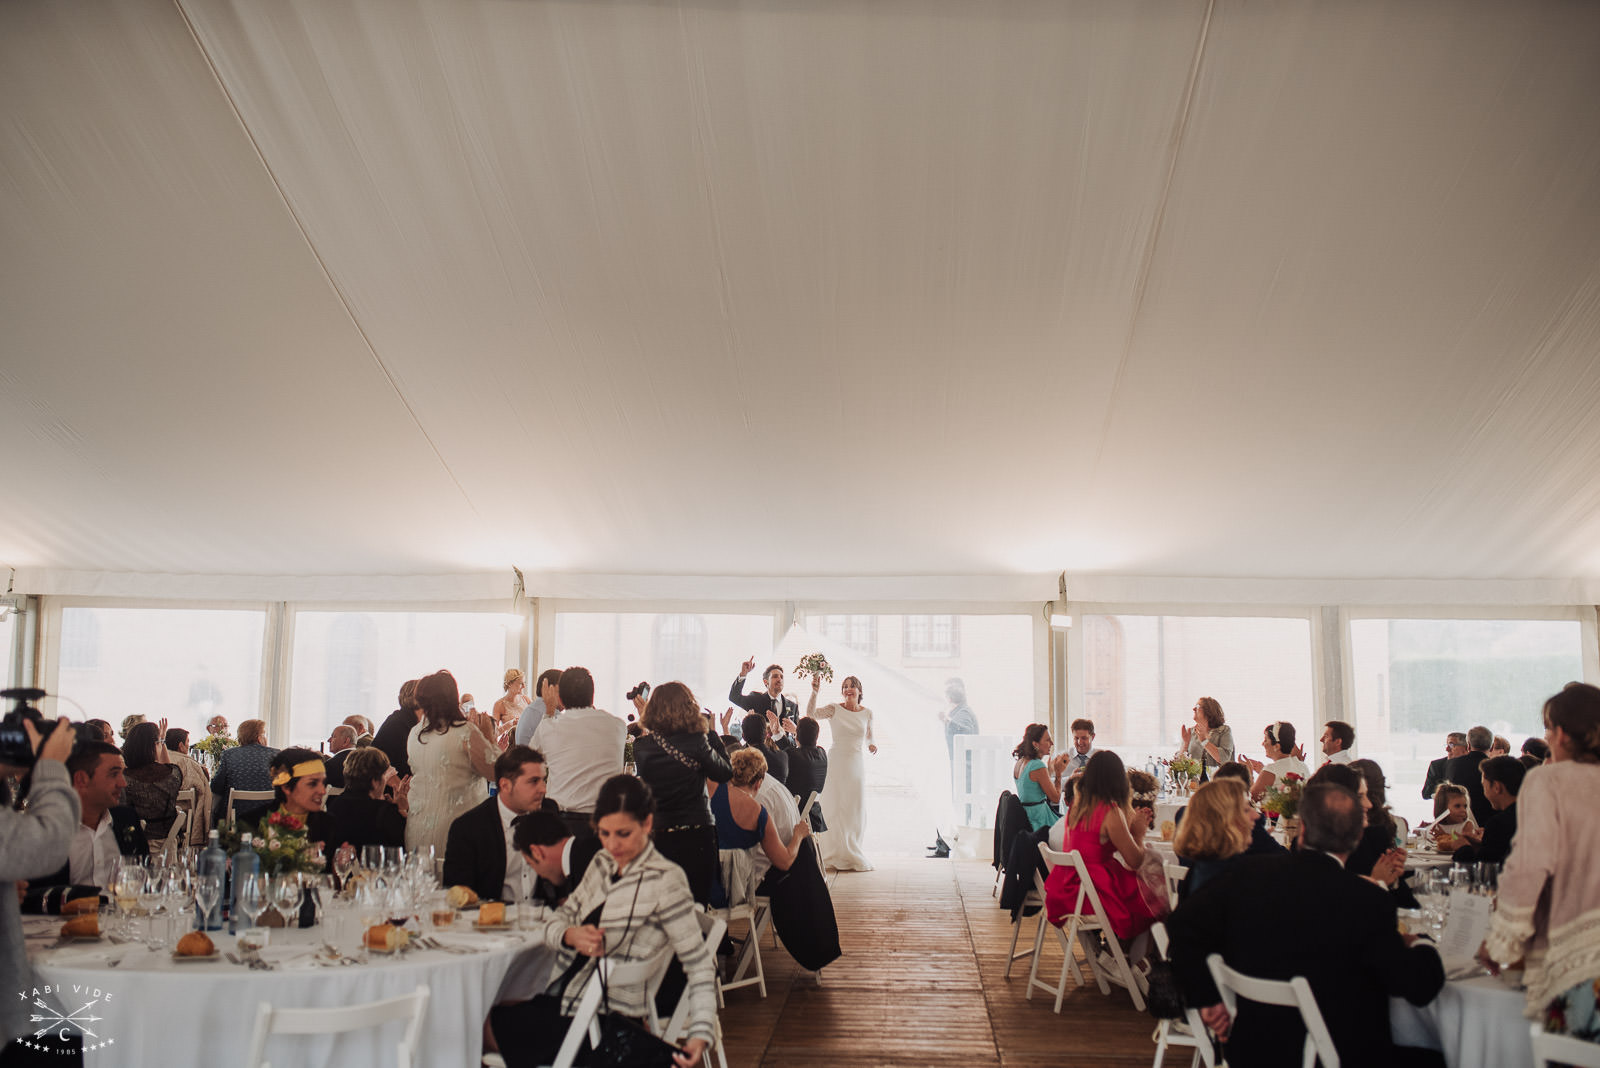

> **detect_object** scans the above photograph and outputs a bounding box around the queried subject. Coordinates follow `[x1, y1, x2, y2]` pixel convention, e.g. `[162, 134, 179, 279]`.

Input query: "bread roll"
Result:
[447, 885, 479, 909]
[60, 897, 99, 917]
[364, 924, 407, 951]
[1160, 820, 1176, 842]
[175, 931, 215, 956]
[477, 902, 506, 926]
[60, 915, 99, 939]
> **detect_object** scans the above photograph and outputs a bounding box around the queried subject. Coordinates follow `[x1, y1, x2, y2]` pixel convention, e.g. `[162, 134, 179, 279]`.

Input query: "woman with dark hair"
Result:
[323, 746, 409, 856]
[122, 720, 183, 841]
[633, 681, 733, 905]
[492, 774, 715, 1068]
[1044, 750, 1159, 952]
[787, 717, 828, 835]
[1486, 684, 1600, 1043]
[235, 747, 330, 845]
[405, 669, 498, 858]
[1179, 696, 1235, 777]
[806, 674, 876, 872]
[1304, 762, 1410, 898]
[1012, 724, 1068, 832]
[1247, 721, 1309, 802]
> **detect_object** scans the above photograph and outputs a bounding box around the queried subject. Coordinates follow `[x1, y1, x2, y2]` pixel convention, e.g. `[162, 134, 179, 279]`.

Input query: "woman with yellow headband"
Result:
[235, 747, 330, 845]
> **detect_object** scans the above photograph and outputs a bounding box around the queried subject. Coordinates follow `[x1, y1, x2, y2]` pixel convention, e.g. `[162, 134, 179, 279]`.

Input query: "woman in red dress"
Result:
[1045, 750, 1160, 951]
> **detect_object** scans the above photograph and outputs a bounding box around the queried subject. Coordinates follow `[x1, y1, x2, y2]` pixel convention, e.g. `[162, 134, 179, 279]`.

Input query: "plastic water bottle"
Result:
[197, 830, 227, 931]
[229, 834, 259, 935]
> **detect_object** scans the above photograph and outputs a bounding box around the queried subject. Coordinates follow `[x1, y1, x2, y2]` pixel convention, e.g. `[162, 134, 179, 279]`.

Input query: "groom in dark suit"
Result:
[730, 658, 799, 750]
[1167, 782, 1445, 1068]
[441, 746, 558, 904]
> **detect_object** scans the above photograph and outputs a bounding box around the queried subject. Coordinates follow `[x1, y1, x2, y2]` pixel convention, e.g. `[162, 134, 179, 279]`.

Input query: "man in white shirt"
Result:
[441, 746, 554, 904]
[531, 667, 625, 823]
[1320, 720, 1356, 766]
[1065, 718, 1096, 775]
[54, 742, 144, 888]
[751, 771, 803, 884]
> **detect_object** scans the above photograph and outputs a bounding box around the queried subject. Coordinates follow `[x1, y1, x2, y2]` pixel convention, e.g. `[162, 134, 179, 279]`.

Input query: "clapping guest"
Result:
[1012, 724, 1068, 832]
[1246, 722, 1309, 802]
[1484, 684, 1600, 1044]
[323, 747, 409, 856]
[208, 718, 279, 824]
[1349, 759, 1414, 903]
[739, 711, 791, 789]
[1179, 697, 1235, 779]
[1173, 779, 1255, 898]
[632, 682, 732, 905]
[787, 717, 829, 834]
[121, 720, 183, 842]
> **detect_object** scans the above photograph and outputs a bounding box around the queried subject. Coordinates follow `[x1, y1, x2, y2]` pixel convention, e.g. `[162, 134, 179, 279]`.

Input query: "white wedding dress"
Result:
[810, 699, 874, 871]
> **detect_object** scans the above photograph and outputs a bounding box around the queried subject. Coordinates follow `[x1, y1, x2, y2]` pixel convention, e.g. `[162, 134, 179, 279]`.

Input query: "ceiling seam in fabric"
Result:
[1088, 0, 1217, 480]
[166, 0, 496, 540]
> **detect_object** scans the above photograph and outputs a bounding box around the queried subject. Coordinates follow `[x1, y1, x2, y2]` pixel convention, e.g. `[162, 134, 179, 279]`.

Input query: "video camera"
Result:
[0, 688, 92, 769]
[625, 681, 651, 703]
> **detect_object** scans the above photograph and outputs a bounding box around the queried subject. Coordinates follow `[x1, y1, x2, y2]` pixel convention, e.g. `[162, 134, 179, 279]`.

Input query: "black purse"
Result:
[580, 874, 679, 1068]
[1143, 955, 1187, 1020]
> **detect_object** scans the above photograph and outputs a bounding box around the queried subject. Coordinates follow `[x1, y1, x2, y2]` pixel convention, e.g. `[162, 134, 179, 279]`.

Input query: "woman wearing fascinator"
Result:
[1246, 721, 1309, 802]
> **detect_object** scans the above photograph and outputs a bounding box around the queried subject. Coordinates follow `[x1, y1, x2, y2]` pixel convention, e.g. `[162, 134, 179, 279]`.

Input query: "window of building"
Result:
[816, 614, 879, 656]
[903, 615, 959, 660]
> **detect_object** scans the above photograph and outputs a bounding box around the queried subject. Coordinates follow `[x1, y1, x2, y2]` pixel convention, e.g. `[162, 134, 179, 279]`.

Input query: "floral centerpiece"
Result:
[793, 652, 834, 683]
[1168, 754, 1202, 785]
[193, 732, 236, 763]
[217, 812, 325, 876]
[1260, 772, 1306, 824]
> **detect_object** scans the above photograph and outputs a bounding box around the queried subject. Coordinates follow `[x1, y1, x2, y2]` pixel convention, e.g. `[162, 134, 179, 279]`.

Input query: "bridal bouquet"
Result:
[794, 652, 834, 683]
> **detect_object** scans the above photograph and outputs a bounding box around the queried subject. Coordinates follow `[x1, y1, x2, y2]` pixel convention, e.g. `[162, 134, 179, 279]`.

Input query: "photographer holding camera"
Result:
[2, 714, 80, 1058]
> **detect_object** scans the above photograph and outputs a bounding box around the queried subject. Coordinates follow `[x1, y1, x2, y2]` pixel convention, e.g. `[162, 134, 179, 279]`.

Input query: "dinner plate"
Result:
[57, 934, 103, 943]
[171, 951, 222, 963]
[471, 922, 512, 931]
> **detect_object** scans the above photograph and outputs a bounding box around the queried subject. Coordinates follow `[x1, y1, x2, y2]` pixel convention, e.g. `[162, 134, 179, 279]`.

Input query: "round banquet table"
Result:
[1389, 974, 1533, 1068]
[25, 916, 555, 1067]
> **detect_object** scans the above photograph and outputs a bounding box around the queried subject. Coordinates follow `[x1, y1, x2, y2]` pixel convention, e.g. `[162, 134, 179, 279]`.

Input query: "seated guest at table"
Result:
[234, 748, 330, 845]
[119, 714, 146, 742]
[633, 682, 733, 905]
[1012, 724, 1067, 832]
[531, 667, 625, 837]
[788, 716, 829, 834]
[1246, 721, 1309, 802]
[209, 717, 279, 823]
[740, 712, 791, 791]
[1426, 782, 1478, 851]
[36, 741, 147, 890]
[512, 809, 602, 907]
[85, 719, 115, 746]
[121, 719, 184, 842]
[322, 724, 359, 789]
[1452, 755, 1523, 867]
[1173, 779, 1255, 899]
[709, 749, 811, 907]
[1348, 759, 1417, 906]
[1168, 782, 1444, 1068]
[1318, 719, 1356, 767]
[323, 746, 409, 856]
[1127, 767, 1158, 823]
[1045, 751, 1160, 955]
[1484, 684, 1600, 1044]
[164, 727, 213, 840]
[490, 775, 715, 1068]
[441, 745, 558, 905]
[1180, 762, 1285, 858]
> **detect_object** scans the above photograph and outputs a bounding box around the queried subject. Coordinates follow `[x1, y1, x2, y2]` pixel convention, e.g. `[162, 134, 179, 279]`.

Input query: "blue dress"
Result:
[1016, 758, 1060, 832]
[710, 781, 768, 906]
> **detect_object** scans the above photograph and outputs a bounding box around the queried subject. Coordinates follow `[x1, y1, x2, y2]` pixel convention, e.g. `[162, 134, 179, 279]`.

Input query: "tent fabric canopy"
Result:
[4, 0, 1600, 602]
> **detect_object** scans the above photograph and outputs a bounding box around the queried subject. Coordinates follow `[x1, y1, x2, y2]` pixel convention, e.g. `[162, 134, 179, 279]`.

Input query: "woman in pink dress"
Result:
[1045, 750, 1160, 948]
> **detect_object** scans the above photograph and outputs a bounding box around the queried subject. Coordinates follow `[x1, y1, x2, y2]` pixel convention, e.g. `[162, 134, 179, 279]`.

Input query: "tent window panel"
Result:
[289, 611, 517, 748]
[817, 614, 878, 656]
[903, 615, 959, 660]
[1080, 614, 1315, 778]
[57, 607, 265, 741]
[1349, 618, 1582, 827]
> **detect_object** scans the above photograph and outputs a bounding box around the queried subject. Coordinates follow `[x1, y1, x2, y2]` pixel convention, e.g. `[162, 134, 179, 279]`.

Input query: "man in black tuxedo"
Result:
[441, 746, 558, 904]
[1454, 755, 1523, 866]
[1445, 725, 1494, 826]
[1168, 782, 1444, 1068]
[512, 809, 602, 907]
[1421, 732, 1466, 811]
[730, 658, 799, 750]
[35, 742, 148, 890]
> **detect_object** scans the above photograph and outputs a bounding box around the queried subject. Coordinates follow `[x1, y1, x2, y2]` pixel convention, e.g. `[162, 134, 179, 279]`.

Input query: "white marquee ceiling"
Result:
[3, 0, 1600, 598]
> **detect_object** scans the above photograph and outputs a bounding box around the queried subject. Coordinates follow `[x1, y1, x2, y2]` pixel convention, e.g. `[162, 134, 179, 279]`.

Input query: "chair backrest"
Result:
[716, 848, 758, 911]
[1163, 862, 1188, 909]
[229, 788, 276, 814]
[245, 984, 430, 1068]
[158, 788, 199, 862]
[661, 912, 729, 1043]
[1039, 844, 1105, 926]
[1531, 1022, 1600, 1068]
[1149, 923, 1216, 1068]
[994, 791, 1025, 871]
[797, 791, 818, 823]
[1204, 953, 1339, 1068]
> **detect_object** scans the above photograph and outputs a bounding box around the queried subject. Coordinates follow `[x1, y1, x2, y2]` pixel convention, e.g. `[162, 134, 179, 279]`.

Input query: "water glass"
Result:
[113, 865, 147, 938]
[236, 873, 267, 931]
[139, 870, 167, 950]
[270, 873, 302, 926]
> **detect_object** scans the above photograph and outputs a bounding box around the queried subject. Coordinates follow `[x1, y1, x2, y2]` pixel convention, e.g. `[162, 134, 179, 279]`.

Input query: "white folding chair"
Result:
[709, 848, 766, 998]
[1043, 845, 1147, 1012]
[245, 984, 429, 1068]
[1163, 863, 1188, 910]
[154, 787, 198, 862]
[797, 791, 818, 825]
[1021, 846, 1081, 1012]
[1205, 952, 1338, 1068]
[658, 912, 731, 1068]
[1531, 1022, 1600, 1068]
[229, 788, 276, 816]
[325, 785, 345, 797]
[1148, 923, 1214, 1068]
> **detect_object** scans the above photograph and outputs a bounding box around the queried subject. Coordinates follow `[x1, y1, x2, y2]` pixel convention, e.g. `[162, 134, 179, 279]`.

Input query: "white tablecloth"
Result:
[27, 918, 555, 1067]
[1390, 975, 1532, 1068]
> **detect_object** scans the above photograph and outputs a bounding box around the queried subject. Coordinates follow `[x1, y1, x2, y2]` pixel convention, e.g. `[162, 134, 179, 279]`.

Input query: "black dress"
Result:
[323, 792, 407, 855]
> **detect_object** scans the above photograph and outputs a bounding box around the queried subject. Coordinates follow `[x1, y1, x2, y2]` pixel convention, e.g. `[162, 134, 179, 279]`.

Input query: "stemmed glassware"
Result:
[193, 874, 221, 933]
[236, 874, 267, 936]
[112, 865, 147, 939]
[270, 873, 302, 928]
[139, 868, 167, 950]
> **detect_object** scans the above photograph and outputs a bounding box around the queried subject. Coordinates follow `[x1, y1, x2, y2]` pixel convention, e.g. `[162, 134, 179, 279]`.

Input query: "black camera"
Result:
[0, 688, 86, 769]
[625, 681, 651, 702]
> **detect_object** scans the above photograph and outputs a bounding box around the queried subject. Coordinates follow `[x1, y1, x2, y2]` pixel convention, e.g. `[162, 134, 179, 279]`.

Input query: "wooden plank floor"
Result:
[717, 858, 1155, 1067]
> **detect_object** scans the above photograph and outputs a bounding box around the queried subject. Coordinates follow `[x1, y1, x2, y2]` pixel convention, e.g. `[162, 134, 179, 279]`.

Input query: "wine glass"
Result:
[194, 873, 221, 932]
[360, 845, 385, 874]
[270, 873, 302, 928]
[236, 873, 267, 941]
[112, 865, 147, 939]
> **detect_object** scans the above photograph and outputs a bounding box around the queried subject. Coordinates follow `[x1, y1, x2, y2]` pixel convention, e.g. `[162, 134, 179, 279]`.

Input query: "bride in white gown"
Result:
[807, 673, 876, 872]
